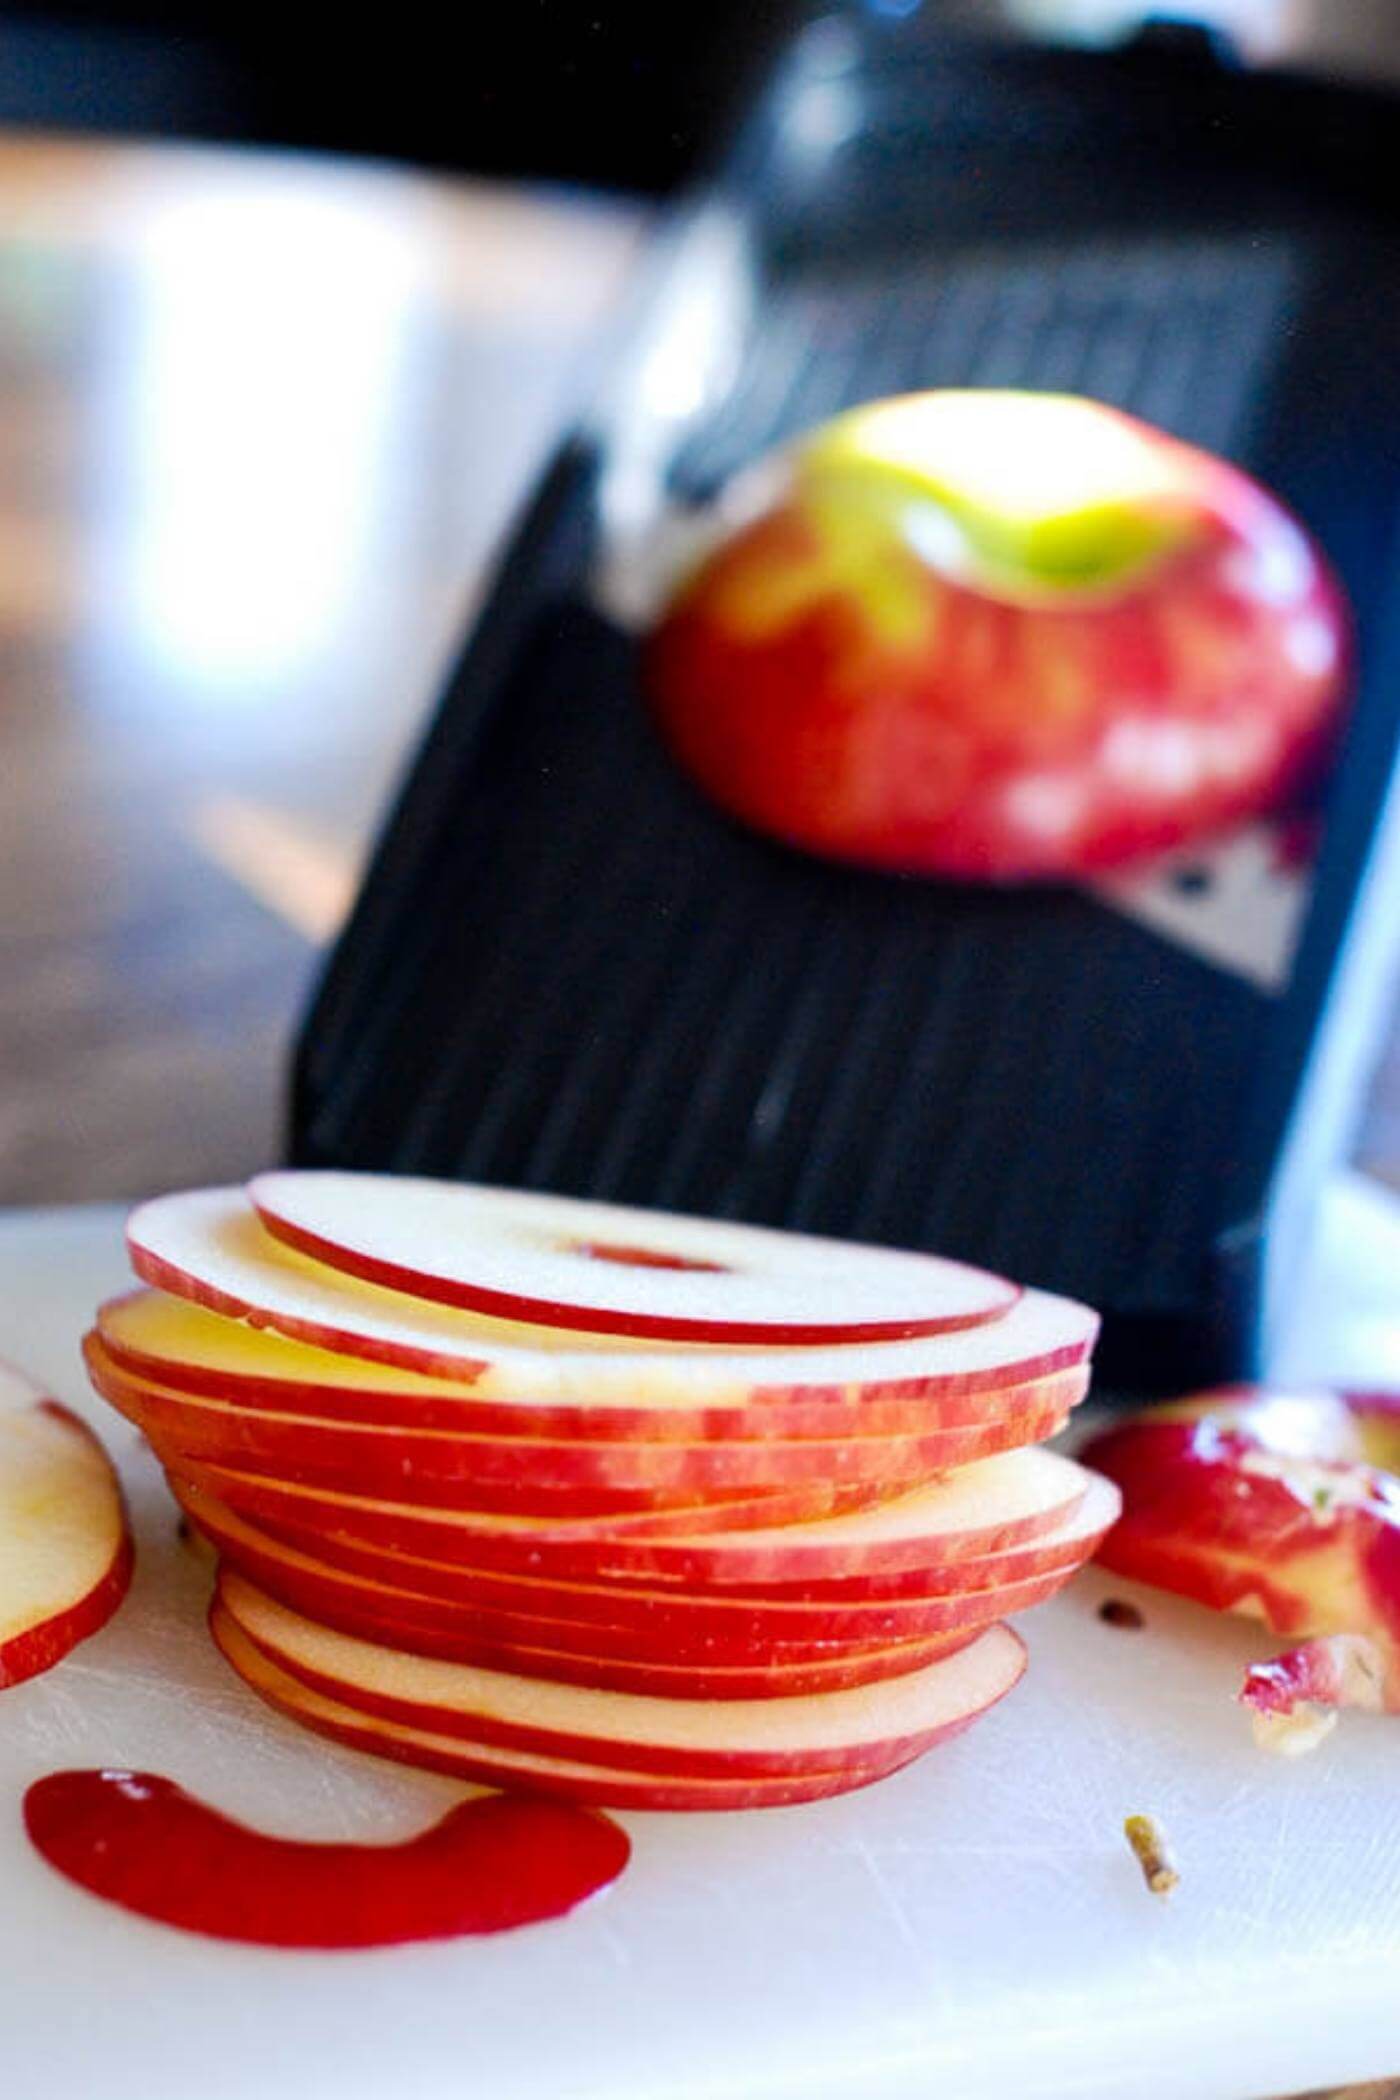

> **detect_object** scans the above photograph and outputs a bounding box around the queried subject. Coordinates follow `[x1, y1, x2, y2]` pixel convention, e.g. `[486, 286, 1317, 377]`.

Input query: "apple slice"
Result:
[194, 1542, 972, 1703]
[96, 1289, 1081, 1441]
[181, 1469, 1116, 1627]
[185, 1489, 989, 1701]
[166, 1442, 1091, 1584]
[165, 1449, 895, 1550]
[218, 1573, 1029, 1781]
[211, 1605, 963, 1811]
[126, 1190, 1097, 1404]
[86, 1336, 1072, 1502]
[247, 1171, 1019, 1344]
[191, 1491, 1090, 1665]
[1, 1362, 133, 1690]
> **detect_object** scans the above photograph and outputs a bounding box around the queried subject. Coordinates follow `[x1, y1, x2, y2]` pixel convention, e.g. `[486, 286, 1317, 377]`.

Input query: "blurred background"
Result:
[2, 0, 1400, 1220]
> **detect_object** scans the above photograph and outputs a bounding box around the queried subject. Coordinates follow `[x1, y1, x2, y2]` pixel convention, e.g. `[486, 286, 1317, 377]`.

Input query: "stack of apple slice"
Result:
[85, 1174, 1116, 1808]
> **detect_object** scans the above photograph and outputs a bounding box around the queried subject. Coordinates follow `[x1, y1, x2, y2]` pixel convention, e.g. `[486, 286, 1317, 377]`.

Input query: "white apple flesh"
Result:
[1, 1362, 133, 1690]
[125, 1189, 1098, 1404]
[247, 1171, 1019, 1343]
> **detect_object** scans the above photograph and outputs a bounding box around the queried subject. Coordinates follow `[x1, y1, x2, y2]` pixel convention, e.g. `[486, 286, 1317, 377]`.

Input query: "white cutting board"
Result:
[2, 1184, 1399, 2100]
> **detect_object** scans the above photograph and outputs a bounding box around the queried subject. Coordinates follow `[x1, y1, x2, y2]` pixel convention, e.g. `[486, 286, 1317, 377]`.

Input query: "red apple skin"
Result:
[212, 1604, 962, 1810]
[86, 1337, 1070, 1506]
[645, 403, 1348, 880]
[1080, 1389, 1400, 1715]
[1, 1537, 133, 1691]
[1, 1400, 135, 1692]
[1238, 1632, 1398, 1729]
[96, 1290, 1081, 1443]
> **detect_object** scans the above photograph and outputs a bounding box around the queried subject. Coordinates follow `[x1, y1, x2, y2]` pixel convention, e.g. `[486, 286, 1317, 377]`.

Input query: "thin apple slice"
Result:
[96, 1289, 1082, 1440]
[198, 1493, 1087, 1664]
[218, 1574, 1029, 1780]
[1, 1362, 133, 1690]
[168, 1442, 1091, 1583]
[211, 1606, 956, 1811]
[181, 1471, 1117, 1631]
[247, 1171, 1019, 1344]
[181, 1494, 973, 1698]
[185, 1488, 984, 1700]
[165, 1449, 893, 1552]
[126, 1189, 1097, 1404]
[86, 1336, 1071, 1502]
[198, 1485, 1107, 1656]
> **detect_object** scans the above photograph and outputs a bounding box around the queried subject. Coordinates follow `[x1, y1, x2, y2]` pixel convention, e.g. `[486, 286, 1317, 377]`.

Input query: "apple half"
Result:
[248, 1171, 1018, 1344]
[125, 1188, 1098, 1404]
[1, 1361, 133, 1690]
[645, 389, 1348, 880]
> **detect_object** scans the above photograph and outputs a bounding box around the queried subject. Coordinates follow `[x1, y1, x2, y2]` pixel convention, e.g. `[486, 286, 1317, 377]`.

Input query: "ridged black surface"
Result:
[670, 234, 1296, 505]
[293, 20, 1400, 1394]
[299, 599, 1260, 1324]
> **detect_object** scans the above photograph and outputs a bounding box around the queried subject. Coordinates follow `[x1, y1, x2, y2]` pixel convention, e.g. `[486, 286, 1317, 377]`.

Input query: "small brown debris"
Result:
[1099, 1598, 1145, 1630]
[175, 1517, 191, 1544]
[1124, 1814, 1179, 1897]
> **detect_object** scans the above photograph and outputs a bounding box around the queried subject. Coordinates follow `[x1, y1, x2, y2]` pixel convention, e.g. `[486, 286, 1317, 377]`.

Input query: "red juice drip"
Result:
[24, 1770, 629, 1949]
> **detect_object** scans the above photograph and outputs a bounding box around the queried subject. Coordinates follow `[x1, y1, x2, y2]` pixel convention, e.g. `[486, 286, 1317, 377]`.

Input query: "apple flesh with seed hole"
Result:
[646, 390, 1348, 880]
[1, 1362, 133, 1690]
[165, 1442, 1093, 1585]
[247, 1171, 1018, 1345]
[85, 1335, 1076, 1504]
[1081, 1387, 1400, 1741]
[212, 1604, 1001, 1811]
[216, 1576, 1030, 1787]
[124, 1188, 1097, 1403]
